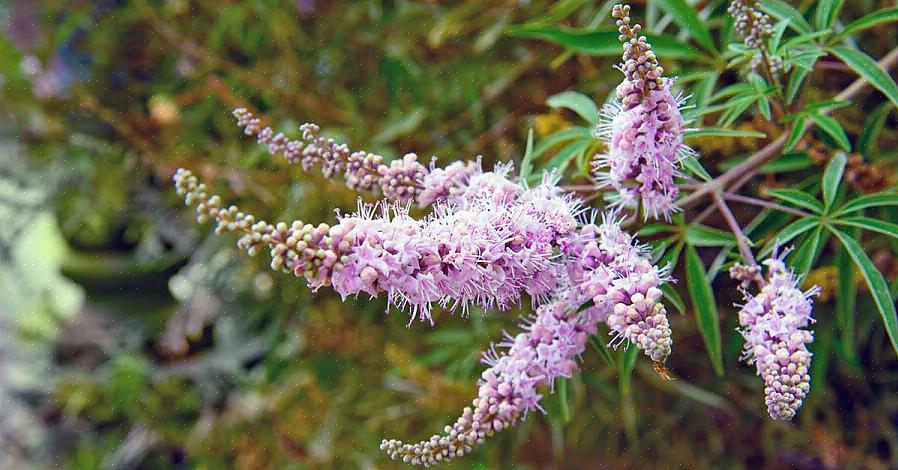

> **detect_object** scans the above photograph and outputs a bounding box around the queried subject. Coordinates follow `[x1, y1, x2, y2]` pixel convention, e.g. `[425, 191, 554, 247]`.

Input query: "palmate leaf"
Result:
[857, 102, 892, 154]
[790, 225, 826, 276]
[686, 225, 738, 247]
[835, 243, 858, 362]
[758, 217, 819, 258]
[829, 227, 898, 357]
[685, 245, 724, 376]
[815, 0, 845, 30]
[809, 114, 851, 151]
[760, 0, 812, 33]
[682, 155, 713, 181]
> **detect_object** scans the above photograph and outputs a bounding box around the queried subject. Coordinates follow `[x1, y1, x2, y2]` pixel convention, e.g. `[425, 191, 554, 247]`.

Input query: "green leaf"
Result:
[557, 378, 570, 423]
[685, 245, 724, 375]
[532, 127, 593, 158]
[784, 119, 808, 153]
[857, 102, 891, 154]
[828, 46, 898, 110]
[684, 128, 767, 140]
[835, 7, 898, 40]
[682, 155, 713, 181]
[766, 188, 825, 213]
[835, 244, 857, 361]
[519, 128, 535, 184]
[809, 114, 851, 151]
[546, 91, 600, 124]
[760, 0, 813, 33]
[822, 152, 847, 209]
[506, 26, 705, 60]
[835, 193, 898, 216]
[654, 0, 716, 52]
[686, 225, 737, 247]
[661, 283, 686, 316]
[759, 217, 819, 258]
[790, 225, 824, 275]
[589, 336, 615, 367]
[787, 68, 812, 104]
[835, 216, 898, 240]
[829, 227, 898, 357]
[545, 140, 590, 174]
[815, 0, 845, 30]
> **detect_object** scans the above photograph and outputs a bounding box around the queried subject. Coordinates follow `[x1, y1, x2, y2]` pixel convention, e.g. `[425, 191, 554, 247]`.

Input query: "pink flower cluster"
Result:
[733, 254, 818, 420]
[593, 81, 693, 220]
[381, 300, 591, 466]
[591, 6, 694, 221]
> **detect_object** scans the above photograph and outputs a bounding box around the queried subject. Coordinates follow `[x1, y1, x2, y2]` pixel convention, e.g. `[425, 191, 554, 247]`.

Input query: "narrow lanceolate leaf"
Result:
[857, 103, 892, 154]
[661, 283, 686, 316]
[654, 0, 716, 52]
[815, 0, 845, 30]
[546, 91, 600, 124]
[829, 46, 898, 110]
[766, 188, 825, 213]
[836, 217, 898, 240]
[835, 244, 857, 361]
[784, 117, 808, 153]
[822, 152, 847, 209]
[835, 193, 898, 216]
[682, 155, 713, 182]
[685, 245, 724, 375]
[835, 7, 898, 40]
[686, 225, 738, 247]
[809, 114, 851, 151]
[760, 0, 812, 33]
[829, 227, 898, 357]
[519, 128, 535, 183]
[790, 225, 824, 276]
[684, 128, 767, 140]
[759, 217, 819, 258]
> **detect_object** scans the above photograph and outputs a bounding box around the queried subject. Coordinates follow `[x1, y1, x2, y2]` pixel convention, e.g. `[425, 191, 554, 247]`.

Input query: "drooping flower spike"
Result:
[173, 166, 583, 325]
[233, 108, 481, 206]
[591, 4, 695, 221]
[731, 251, 819, 420]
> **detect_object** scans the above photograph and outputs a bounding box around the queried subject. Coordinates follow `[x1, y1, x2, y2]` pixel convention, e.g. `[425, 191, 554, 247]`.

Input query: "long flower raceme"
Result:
[731, 252, 819, 420]
[591, 4, 695, 221]
[233, 108, 481, 207]
[381, 213, 673, 466]
[173, 165, 583, 324]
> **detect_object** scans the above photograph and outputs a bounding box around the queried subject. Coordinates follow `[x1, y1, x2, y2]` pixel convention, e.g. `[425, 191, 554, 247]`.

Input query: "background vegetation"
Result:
[2, 0, 897, 468]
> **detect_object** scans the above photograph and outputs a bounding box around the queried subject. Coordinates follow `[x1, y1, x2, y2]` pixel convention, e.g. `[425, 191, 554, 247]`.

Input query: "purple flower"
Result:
[734, 252, 818, 420]
[381, 300, 589, 466]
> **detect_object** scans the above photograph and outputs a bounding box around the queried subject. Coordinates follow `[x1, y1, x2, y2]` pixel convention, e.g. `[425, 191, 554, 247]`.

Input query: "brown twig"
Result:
[712, 191, 757, 266]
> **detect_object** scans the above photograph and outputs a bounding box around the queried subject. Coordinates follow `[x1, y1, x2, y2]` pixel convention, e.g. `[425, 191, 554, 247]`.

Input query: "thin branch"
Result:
[677, 46, 898, 210]
[713, 191, 757, 267]
[723, 193, 813, 218]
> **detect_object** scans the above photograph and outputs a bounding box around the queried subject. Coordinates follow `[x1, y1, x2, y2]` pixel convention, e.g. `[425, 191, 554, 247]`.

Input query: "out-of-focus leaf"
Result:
[684, 128, 767, 140]
[372, 107, 426, 143]
[507, 26, 705, 60]
[661, 283, 686, 316]
[857, 102, 891, 154]
[685, 245, 724, 375]
[533, 127, 593, 158]
[654, 0, 716, 52]
[546, 91, 600, 124]
[590, 336, 615, 367]
[519, 128, 535, 183]
[828, 46, 898, 110]
[835, 243, 857, 361]
[787, 67, 811, 104]
[785, 117, 808, 152]
[834, 7, 898, 40]
[830, 227, 898, 357]
[822, 152, 847, 209]
[545, 140, 590, 174]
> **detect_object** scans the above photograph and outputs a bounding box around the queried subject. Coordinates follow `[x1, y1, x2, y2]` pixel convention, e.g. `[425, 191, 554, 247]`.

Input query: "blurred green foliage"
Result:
[1, 0, 898, 469]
